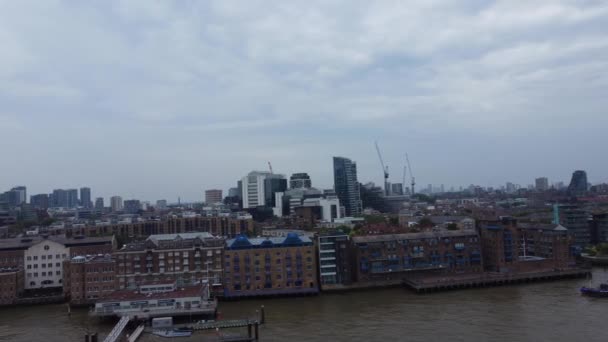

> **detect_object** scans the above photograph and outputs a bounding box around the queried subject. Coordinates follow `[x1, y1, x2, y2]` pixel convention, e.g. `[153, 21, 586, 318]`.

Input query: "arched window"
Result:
[44, 245, 50, 250]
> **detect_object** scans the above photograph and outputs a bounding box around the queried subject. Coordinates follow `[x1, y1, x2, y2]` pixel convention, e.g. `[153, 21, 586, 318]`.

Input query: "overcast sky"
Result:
[1, 0, 607, 202]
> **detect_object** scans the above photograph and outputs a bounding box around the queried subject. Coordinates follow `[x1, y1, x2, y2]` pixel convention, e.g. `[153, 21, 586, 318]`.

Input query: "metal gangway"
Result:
[103, 316, 130, 342]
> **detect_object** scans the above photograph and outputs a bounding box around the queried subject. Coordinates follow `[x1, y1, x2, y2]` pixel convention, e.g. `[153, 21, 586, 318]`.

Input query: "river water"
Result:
[1, 268, 607, 342]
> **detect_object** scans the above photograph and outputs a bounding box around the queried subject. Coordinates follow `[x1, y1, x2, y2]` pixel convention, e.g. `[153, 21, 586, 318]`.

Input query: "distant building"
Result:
[333, 157, 362, 217]
[228, 187, 240, 198]
[66, 189, 78, 208]
[51, 189, 68, 208]
[223, 234, 319, 298]
[156, 200, 167, 210]
[205, 189, 223, 205]
[94, 197, 104, 211]
[110, 196, 123, 212]
[391, 183, 404, 196]
[535, 177, 549, 191]
[290, 173, 312, 189]
[568, 170, 588, 195]
[264, 175, 287, 207]
[80, 187, 92, 208]
[30, 194, 50, 210]
[241, 171, 271, 209]
[123, 200, 141, 214]
[9, 186, 27, 206]
[558, 205, 592, 247]
[505, 182, 516, 194]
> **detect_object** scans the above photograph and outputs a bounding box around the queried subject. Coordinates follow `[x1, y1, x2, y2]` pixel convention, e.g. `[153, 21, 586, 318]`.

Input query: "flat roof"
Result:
[97, 284, 203, 303]
[0, 235, 114, 251]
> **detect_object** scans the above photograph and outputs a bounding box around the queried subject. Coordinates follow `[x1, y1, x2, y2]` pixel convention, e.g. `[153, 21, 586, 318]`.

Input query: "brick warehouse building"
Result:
[0, 267, 24, 305]
[223, 233, 319, 298]
[48, 214, 254, 240]
[479, 218, 575, 273]
[63, 254, 116, 305]
[351, 230, 483, 282]
[114, 233, 224, 291]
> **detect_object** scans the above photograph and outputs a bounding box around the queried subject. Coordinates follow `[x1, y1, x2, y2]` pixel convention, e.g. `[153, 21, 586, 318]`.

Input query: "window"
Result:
[56, 263, 60, 267]
[48, 255, 52, 260]
[33, 256, 38, 261]
[42, 255, 46, 260]
[27, 256, 31, 261]
[48, 263, 52, 268]
[42, 272, 46, 276]
[34, 264, 38, 269]
[56, 254, 60, 259]
[44, 245, 50, 250]
[34, 273, 38, 277]
[27, 265, 31, 269]
[56, 271, 61, 276]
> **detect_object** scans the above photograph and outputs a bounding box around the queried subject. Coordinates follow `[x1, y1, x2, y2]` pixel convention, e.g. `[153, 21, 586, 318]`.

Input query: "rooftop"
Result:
[97, 284, 204, 303]
[226, 233, 313, 250]
[352, 230, 478, 244]
[0, 235, 114, 251]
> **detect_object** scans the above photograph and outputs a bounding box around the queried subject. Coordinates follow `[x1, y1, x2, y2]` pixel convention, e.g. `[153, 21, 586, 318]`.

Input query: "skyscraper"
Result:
[290, 173, 312, 189]
[264, 175, 287, 207]
[123, 199, 141, 214]
[535, 177, 549, 191]
[80, 187, 92, 208]
[51, 189, 68, 207]
[110, 196, 123, 212]
[391, 183, 404, 195]
[333, 156, 362, 217]
[568, 170, 588, 195]
[95, 197, 104, 210]
[9, 186, 26, 206]
[66, 189, 78, 208]
[205, 189, 223, 204]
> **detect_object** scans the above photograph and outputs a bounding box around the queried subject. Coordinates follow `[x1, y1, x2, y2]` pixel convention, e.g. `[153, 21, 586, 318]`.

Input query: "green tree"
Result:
[447, 223, 459, 230]
[418, 217, 435, 228]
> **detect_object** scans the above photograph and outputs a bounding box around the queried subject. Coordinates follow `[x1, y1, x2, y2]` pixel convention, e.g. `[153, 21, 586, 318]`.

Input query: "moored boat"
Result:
[580, 283, 608, 297]
[152, 329, 193, 338]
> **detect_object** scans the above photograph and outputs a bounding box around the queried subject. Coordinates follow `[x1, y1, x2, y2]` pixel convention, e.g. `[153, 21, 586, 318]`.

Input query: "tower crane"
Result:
[268, 161, 273, 174]
[406, 153, 415, 195]
[375, 141, 390, 196]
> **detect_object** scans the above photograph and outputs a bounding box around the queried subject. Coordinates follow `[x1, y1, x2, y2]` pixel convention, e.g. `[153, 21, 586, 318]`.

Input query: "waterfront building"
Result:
[63, 254, 116, 305]
[0, 235, 115, 291]
[205, 189, 223, 205]
[591, 212, 608, 244]
[558, 205, 592, 247]
[114, 233, 224, 291]
[568, 170, 588, 195]
[223, 233, 319, 298]
[318, 232, 353, 289]
[123, 199, 141, 214]
[110, 196, 123, 212]
[80, 187, 92, 208]
[479, 218, 574, 273]
[333, 156, 362, 217]
[535, 177, 549, 191]
[290, 173, 312, 189]
[30, 194, 49, 210]
[351, 230, 483, 282]
[0, 267, 24, 305]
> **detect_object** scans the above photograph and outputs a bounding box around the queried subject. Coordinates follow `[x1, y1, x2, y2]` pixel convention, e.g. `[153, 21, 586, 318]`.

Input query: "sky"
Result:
[1, 0, 607, 202]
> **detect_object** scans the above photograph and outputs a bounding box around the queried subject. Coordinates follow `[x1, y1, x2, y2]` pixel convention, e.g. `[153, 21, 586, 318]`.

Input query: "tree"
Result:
[418, 217, 435, 228]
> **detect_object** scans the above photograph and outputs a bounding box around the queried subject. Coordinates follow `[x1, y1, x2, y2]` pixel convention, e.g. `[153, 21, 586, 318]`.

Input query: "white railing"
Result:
[103, 316, 130, 342]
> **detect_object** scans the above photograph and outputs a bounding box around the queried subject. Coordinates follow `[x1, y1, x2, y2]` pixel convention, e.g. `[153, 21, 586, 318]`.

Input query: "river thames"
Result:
[1, 268, 606, 342]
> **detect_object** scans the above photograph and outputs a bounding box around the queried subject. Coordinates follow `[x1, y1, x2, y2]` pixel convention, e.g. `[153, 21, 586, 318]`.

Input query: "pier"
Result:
[403, 268, 591, 293]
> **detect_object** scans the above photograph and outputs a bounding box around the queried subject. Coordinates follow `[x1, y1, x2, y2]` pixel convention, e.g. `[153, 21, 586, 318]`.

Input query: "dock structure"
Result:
[403, 268, 591, 293]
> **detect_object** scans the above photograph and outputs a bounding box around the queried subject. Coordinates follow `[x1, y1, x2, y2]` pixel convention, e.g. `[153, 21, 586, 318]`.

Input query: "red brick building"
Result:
[0, 268, 24, 305]
[63, 254, 116, 306]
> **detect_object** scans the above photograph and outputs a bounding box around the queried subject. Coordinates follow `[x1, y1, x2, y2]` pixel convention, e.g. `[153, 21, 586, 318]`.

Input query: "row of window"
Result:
[27, 271, 61, 277]
[26, 254, 67, 261]
[27, 263, 61, 269]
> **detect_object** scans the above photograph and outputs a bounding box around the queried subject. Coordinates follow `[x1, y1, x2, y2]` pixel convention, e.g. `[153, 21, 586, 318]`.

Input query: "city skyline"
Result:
[1, 1, 607, 201]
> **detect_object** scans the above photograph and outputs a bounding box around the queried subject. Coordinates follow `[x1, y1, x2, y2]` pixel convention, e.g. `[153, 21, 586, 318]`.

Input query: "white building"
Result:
[110, 196, 123, 212]
[301, 197, 342, 222]
[24, 239, 69, 289]
[241, 171, 271, 209]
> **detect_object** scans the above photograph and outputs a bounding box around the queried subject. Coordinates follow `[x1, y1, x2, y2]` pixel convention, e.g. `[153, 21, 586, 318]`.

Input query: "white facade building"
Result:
[241, 171, 271, 209]
[24, 239, 69, 289]
[302, 197, 342, 222]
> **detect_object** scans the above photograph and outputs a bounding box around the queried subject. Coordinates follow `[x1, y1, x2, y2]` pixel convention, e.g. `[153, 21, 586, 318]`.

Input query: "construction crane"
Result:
[406, 153, 415, 195]
[267, 161, 273, 174]
[374, 141, 390, 196]
[402, 165, 407, 195]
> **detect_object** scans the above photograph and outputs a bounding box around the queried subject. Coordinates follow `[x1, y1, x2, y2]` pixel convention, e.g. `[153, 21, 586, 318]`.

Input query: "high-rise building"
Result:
[241, 171, 271, 209]
[9, 186, 26, 206]
[110, 196, 123, 212]
[205, 189, 223, 204]
[123, 200, 141, 214]
[66, 189, 78, 208]
[505, 182, 516, 193]
[264, 175, 287, 207]
[94, 197, 104, 211]
[79, 187, 92, 208]
[391, 183, 403, 196]
[568, 170, 588, 195]
[30, 194, 49, 210]
[535, 177, 549, 191]
[290, 173, 312, 189]
[51, 189, 68, 207]
[333, 156, 362, 217]
[228, 187, 240, 198]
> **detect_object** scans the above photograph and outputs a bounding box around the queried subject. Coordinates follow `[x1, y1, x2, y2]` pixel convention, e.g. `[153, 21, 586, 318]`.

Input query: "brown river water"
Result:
[0, 268, 606, 342]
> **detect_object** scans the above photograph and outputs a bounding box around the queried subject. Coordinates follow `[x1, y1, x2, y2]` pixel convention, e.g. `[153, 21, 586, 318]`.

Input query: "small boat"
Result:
[580, 283, 608, 297]
[152, 329, 194, 338]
